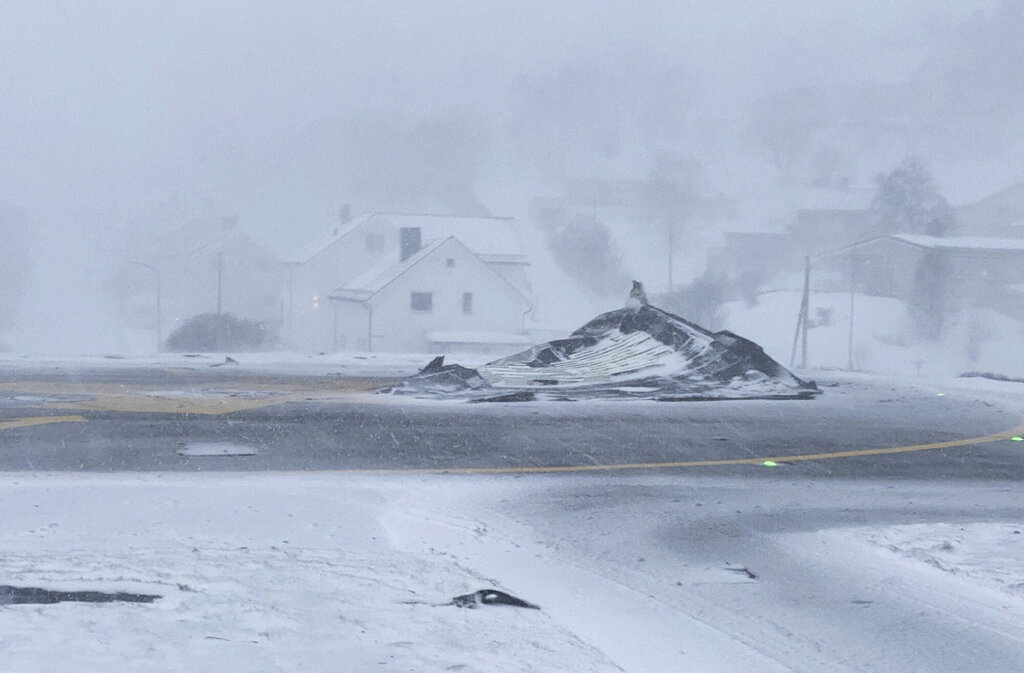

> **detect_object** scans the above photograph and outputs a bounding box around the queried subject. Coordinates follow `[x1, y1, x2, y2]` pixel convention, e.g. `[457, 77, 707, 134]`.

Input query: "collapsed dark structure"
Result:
[386, 285, 820, 402]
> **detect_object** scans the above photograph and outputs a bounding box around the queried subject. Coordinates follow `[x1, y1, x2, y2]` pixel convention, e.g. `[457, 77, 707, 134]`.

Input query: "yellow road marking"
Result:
[3, 381, 1022, 475]
[0, 415, 87, 431]
[0, 381, 377, 416]
[325, 416, 1024, 475]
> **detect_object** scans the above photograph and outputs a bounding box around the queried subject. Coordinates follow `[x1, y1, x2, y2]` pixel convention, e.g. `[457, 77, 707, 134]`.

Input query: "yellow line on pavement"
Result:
[1, 380, 379, 416]
[0, 415, 88, 431]
[334, 416, 1024, 475]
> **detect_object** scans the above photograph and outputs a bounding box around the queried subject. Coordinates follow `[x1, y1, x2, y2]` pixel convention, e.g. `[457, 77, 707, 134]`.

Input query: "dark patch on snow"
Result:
[724, 566, 758, 580]
[960, 371, 1024, 384]
[0, 585, 161, 604]
[468, 390, 537, 403]
[450, 589, 540, 609]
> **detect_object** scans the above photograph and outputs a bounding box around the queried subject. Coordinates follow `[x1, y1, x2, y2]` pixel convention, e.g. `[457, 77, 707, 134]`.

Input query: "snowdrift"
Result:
[386, 300, 820, 402]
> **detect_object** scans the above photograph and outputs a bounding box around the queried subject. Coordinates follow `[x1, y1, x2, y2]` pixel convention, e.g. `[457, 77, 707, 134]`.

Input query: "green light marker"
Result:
[1012, 436, 1023, 442]
[763, 460, 778, 467]
[936, 393, 945, 397]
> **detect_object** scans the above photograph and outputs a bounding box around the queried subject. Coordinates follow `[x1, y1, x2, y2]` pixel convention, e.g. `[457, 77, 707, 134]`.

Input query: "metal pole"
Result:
[217, 252, 223, 315]
[848, 255, 856, 371]
[286, 263, 295, 347]
[366, 303, 373, 353]
[332, 302, 339, 352]
[667, 218, 674, 291]
[155, 272, 162, 350]
[789, 300, 804, 369]
[216, 252, 224, 351]
[128, 261, 161, 352]
[800, 255, 810, 369]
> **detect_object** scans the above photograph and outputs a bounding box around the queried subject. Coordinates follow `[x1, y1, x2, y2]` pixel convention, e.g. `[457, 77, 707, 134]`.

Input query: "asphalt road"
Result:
[4, 363, 1024, 673]
[1, 365, 1022, 479]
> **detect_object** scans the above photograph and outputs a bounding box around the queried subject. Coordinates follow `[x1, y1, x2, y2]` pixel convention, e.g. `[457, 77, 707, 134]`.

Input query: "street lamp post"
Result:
[128, 261, 162, 351]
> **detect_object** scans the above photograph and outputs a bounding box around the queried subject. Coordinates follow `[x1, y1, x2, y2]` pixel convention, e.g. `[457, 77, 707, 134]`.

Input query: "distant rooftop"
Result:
[890, 234, 1024, 252]
[289, 212, 524, 263]
[827, 234, 1024, 256]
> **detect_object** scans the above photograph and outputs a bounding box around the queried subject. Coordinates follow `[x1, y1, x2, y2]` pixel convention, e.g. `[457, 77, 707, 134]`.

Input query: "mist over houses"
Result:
[130, 176, 1024, 360]
[156, 210, 538, 354]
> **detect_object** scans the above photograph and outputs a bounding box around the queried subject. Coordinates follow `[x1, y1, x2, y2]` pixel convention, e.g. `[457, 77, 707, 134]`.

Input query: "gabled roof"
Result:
[821, 234, 1024, 257]
[187, 230, 276, 261]
[370, 213, 523, 259]
[288, 212, 376, 263]
[330, 238, 449, 302]
[289, 212, 525, 263]
[328, 237, 531, 307]
[890, 234, 1024, 251]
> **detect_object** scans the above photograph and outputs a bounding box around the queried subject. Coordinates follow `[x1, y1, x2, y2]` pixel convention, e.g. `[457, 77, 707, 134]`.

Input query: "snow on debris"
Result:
[386, 294, 820, 401]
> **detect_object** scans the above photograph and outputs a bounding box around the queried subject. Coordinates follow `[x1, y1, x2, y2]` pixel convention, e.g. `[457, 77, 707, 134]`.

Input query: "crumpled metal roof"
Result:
[385, 300, 820, 402]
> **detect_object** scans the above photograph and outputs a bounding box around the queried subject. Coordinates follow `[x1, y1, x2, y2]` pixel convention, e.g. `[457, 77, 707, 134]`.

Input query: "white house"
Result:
[329, 236, 533, 353]
[287, 212, 533, 352]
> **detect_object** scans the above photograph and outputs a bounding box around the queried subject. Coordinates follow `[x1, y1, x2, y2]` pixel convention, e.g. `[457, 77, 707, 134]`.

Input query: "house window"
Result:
[411, 292, 433, 312]
[462, 292, 473, 314]
[446, 258, 455, 268]
[366, 233, 385, 252]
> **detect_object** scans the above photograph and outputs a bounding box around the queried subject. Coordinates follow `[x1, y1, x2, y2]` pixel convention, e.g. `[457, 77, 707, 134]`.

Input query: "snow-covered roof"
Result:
[823, 234, 1024, 257]
[187, 230, 270, 259]
[425, 331, 535, 345]
[890, 234, 1024, 252]
[330, 238, 450, 302]
[787, 187, 874, 212]
[372, 213, 523, 258]
[290, 212, 524, 263]
[287, 213, 376, 263]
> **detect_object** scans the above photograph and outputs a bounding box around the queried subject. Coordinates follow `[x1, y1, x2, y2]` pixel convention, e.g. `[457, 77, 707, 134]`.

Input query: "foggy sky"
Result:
[0, 1, 1015, 352]
[2, 1, 997, 230]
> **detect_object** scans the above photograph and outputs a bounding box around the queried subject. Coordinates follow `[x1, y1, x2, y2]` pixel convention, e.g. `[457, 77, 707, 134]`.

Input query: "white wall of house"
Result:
[290, 214, 534, 352]
[484, 259, 532, 297]
[289, 220, 396, 350]
[332, 238, 531, 353]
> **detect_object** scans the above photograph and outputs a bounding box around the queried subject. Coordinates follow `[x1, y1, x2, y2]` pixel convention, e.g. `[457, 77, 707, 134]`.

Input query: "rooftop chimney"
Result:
[399, 227, 421, 262]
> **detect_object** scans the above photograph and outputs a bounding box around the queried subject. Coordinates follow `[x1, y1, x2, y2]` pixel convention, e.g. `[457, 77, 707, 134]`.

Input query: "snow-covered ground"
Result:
[724, 290, 1024, 379]
[0, 474, 621, 673]
[0, 350, 485, 379]
[3, 348, 1024, 671]
[3, 468, 1024, 672]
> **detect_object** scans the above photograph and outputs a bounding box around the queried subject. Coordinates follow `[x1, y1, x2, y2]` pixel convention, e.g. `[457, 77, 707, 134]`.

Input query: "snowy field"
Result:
[3, 352, 1024, 671]
[723, 290, 1024, 379]
[3, 468, 1024, 672]
[0, 350, 450, 379]
[0, 474, 622, 673]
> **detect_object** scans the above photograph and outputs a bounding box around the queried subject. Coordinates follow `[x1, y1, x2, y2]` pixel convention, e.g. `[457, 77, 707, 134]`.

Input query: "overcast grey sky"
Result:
[1, 1, 998, 234]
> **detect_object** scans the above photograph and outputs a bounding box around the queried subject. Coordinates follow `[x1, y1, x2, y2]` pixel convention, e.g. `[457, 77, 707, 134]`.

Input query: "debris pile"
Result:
[386, 284, 820, 402]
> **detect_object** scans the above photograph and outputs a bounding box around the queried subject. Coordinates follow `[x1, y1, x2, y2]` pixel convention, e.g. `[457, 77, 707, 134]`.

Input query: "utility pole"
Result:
[217, 252, 224, 315]
[800, 255, 810, 369]
[128, 261, 162, 352]
[848, 254, 856, 371]
[216, 252, 224, 351]
[789, 255, 811, 369]
[667, 217, 674, 291]
[286, 262, 296, 348]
